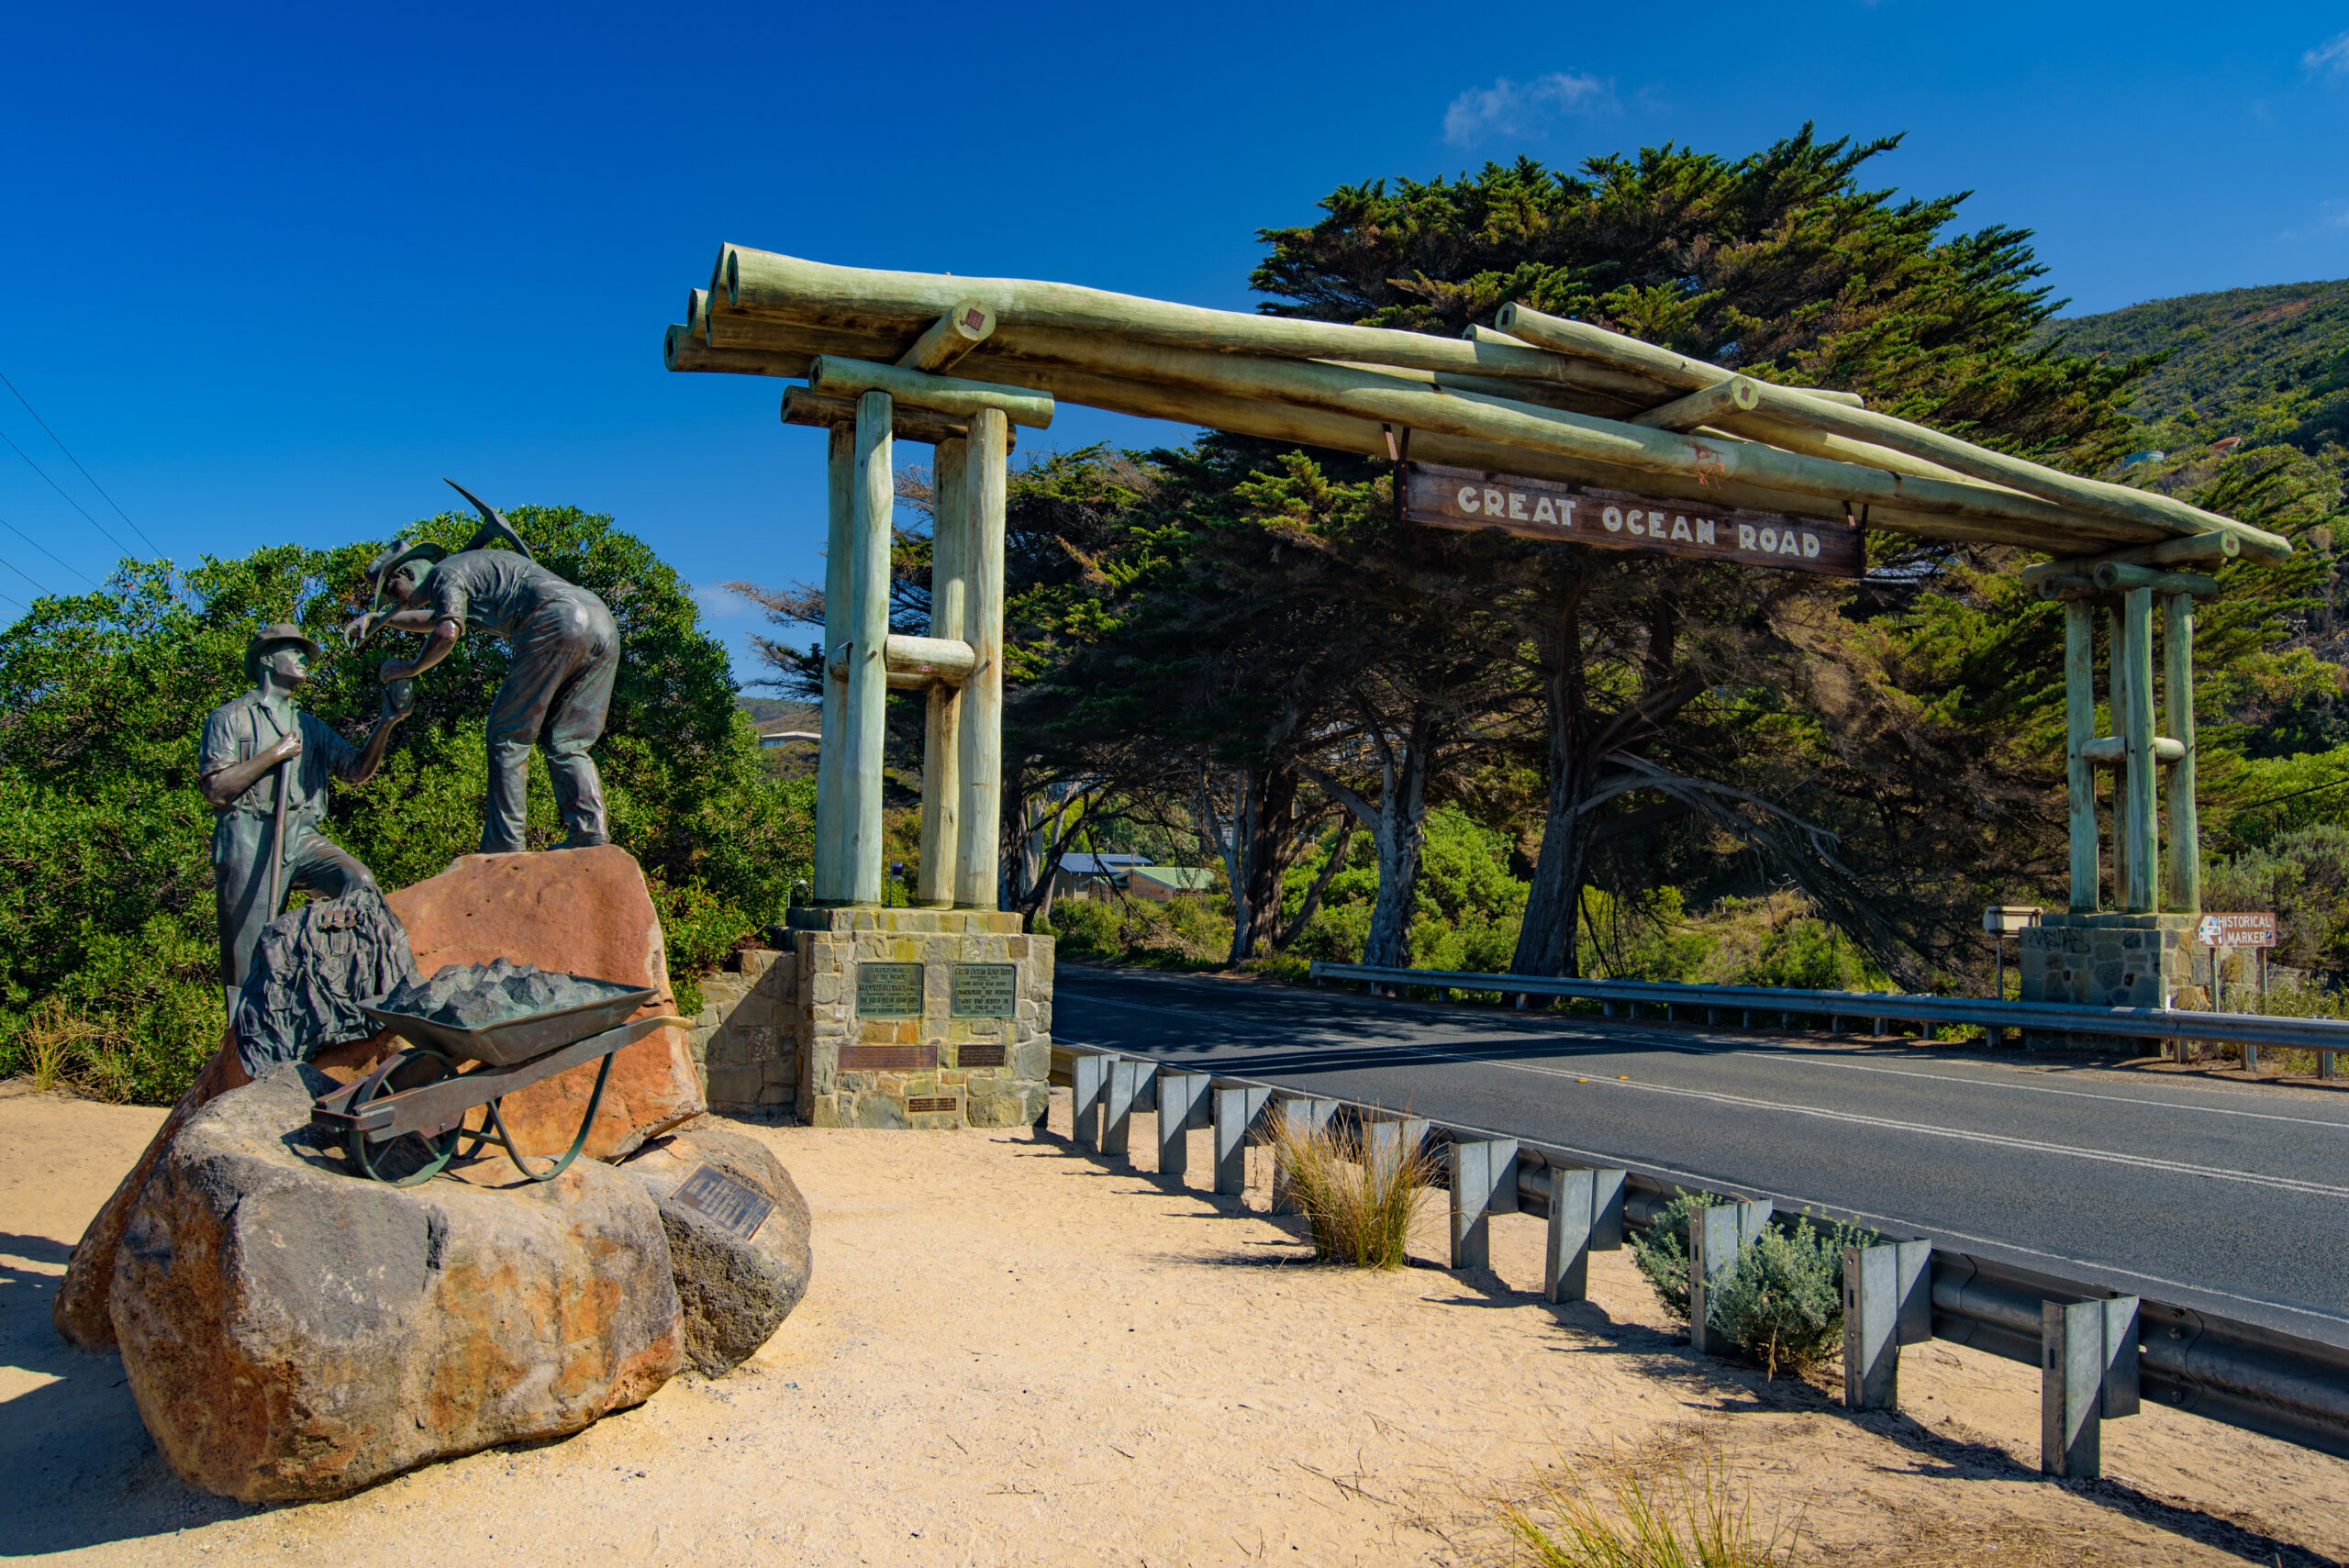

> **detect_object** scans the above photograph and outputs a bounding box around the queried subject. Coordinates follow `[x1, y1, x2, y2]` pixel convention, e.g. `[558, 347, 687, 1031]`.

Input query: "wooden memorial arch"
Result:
[666, 245, 2289, 1010]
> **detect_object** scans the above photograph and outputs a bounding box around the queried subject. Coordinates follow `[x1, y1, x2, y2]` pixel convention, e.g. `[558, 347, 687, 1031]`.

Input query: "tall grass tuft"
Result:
[1268, 1115, 1431, 1268]
[1502, 1448, 1799, 1568]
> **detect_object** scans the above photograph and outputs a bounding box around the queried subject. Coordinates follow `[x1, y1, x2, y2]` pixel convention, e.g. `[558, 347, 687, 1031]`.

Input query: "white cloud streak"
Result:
[2307, 30, 2349, 76]
[1442, 71, 1615, 147]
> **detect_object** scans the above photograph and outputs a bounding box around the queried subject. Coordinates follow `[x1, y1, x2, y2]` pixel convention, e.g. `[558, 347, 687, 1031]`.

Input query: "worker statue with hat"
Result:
[347, 480, 619, 856]
[197, 624, 412, 1010]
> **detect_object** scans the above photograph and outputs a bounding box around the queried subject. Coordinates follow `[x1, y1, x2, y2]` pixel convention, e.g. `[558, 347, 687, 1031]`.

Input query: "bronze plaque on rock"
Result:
[958, 1043, 1007, 1068]
[672, 1163, 773, 1242]
[952, 962, 1019, 1018]
[840, 1043, 938, 1071]
[906, 1095, 959, 1114]
[857, 962, 925, 1018]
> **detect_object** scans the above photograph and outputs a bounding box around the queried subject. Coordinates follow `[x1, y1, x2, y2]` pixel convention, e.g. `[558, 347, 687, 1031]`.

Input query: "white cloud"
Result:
[1442, 72, 1615, 147]
[694, 581, 754, 620]
[2307, 30, 2349, 76]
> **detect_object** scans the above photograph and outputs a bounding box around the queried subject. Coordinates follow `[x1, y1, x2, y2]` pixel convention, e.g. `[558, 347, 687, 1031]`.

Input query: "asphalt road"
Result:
[1052, 966, 2349, 1346]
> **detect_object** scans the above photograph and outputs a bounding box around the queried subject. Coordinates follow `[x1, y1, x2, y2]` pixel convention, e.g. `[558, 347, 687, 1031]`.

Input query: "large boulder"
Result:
[55, 846, 705, 1351]
[386, 846, 705, 1162]
[109, 1066, 685, 1502]
[614, 1120, 812, 1375]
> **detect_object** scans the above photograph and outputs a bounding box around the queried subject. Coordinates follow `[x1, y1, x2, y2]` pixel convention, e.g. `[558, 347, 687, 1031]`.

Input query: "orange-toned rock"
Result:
[52, 846, 704, 1352]
[111, 1066, 683, 1501]
[386, 846, 705, 1163]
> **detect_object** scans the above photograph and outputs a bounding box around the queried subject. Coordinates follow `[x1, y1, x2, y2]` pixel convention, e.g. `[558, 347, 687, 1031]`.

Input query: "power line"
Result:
[0, 586, 25, 614]
[0, 553, 49, 595]
[0, 512, 97, 587]
[0, 368, 162, 556]
[0, 427, 141, 562]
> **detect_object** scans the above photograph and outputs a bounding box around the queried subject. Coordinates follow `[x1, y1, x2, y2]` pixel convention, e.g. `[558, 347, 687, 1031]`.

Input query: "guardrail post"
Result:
[1842, 1239, 1933, 1411]
[1687, 1200, 1773, 1355]
[1070, 1052, 1107, 1150]
[1364, 1116, 1431, 1183]
[2242, 1039, 2259, 1073]
[1156, 1071, 1210, 1180]
[1448, 1138, 1520, 1270]
[2041, 1296, 2141, 1479]
[1214, 1084, 1270, 1195]
[1101, 1057, 1145, 1157]
[2324, 1048, 2338, 1081]
[1270, 1095, 1337, 1214]
[1543, 1165, 1628, 1302]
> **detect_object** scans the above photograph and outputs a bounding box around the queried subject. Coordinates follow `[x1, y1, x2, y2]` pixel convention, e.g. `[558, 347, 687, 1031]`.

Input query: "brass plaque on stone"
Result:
[906, 1095, 959, 1114]
[856, 961, 925, 1018]
[671, 1163, 773, 1242]
[958, 1043, 1007, 1068]
[951, 962, 1018, 1018]
[840, 1043, 937, 1071]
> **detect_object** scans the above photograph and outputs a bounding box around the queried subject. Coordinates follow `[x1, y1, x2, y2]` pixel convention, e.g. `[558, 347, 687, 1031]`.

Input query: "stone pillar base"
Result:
[2019, 911, 2208, 1050]
[785, 906, 1052, 1129]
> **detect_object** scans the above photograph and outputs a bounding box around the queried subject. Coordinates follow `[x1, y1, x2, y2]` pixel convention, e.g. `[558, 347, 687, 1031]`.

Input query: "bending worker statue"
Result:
[199, 624, 409, 1011]
[349, 481, 619, 855]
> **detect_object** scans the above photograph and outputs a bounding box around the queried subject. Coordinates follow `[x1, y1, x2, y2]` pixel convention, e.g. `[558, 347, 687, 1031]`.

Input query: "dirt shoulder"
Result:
[2, 1082, 2343, 1566]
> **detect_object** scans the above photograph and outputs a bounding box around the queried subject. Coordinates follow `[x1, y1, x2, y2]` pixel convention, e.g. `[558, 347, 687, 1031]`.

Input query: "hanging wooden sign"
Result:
[1402, 462, 1864, 578]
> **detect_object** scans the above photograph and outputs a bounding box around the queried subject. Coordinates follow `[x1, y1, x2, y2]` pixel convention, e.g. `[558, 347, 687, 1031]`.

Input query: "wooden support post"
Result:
[812, 424, 854, 901]
[1542, 1165, 1626, 1303]
[917, 439, 968, 906]
[1448, 1138, 1520, 1270]
[2065, 601, 2099, 912]
[953, 408, 1007, 907]
[2164, 592, 2199, 915]
[2121, 587, 2158, 913]
[843, 391, 894, 904]
[2106, 606, 2128, 907]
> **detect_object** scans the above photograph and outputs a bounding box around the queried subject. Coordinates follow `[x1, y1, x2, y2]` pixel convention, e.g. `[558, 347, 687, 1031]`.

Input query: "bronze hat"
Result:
[362, 538, 450, 613]
[244, 622, 322, 682]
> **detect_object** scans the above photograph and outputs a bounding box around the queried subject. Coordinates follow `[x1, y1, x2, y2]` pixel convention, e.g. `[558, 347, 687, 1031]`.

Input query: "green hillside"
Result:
[2048, 278, 2349, 461]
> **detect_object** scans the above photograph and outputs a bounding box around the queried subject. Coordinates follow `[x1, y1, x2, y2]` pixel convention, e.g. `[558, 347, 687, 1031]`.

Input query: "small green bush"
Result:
[1627, 1191, 1720, 1320]
[1503, 1446, 1800, 1568]
[1707, 1218, 1874, 1379]
[1631, 1198, 1876, 1378]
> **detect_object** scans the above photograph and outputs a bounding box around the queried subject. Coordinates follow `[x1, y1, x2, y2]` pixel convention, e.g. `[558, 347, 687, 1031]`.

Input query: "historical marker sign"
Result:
[856, 961, 925, 1018]
[2198, 912, 2277, 948]
[1403, 462, 1864, 578]
[672, 1163, 774, 1241]
[952, 962, 1019, 1018]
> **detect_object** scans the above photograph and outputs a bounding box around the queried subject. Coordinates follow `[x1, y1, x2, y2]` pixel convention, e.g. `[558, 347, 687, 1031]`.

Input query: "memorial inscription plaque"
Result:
[671, 1163, 774, 1242]
[952, 962, 1018, 1018]
[857, 961, 925, 1018]
[957, 1043, 1007, 1068]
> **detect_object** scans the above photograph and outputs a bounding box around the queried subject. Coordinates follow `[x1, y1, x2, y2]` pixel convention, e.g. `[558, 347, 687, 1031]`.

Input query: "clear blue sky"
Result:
[3, 2, 2344, 677]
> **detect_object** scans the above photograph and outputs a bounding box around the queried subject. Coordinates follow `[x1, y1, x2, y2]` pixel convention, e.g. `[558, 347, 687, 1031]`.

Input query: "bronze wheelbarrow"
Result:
[309, 983, 687, 1186]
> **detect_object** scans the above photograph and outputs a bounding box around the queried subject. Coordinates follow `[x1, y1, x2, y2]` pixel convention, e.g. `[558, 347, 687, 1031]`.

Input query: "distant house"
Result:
[754, 710, 822, 749]
[2211, 436, 2244, 456]
[1127, 866, 1218, 903]
[1054, 852, 1152, 901]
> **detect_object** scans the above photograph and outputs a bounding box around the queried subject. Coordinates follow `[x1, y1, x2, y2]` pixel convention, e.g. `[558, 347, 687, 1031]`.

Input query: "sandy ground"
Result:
[3, 1083, 2344, 1568]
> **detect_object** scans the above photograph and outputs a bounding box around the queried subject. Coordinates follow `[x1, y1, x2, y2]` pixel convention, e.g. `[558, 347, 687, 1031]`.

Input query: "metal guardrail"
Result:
[1306, 960, 2347, 1074]
[1045, 1037, 2349, 1473]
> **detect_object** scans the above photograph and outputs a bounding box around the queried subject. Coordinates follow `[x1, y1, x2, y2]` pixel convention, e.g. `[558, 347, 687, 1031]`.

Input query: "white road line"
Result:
[1062, 986, 2349, 1131]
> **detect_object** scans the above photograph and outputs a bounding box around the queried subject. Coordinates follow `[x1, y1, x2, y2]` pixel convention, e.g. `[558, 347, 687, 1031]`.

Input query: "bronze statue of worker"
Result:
[198, 625, 411, 1011]
[347, 481, 619, 856]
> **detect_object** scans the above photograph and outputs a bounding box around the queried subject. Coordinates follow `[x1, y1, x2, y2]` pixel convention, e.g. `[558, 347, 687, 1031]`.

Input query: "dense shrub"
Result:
[1269, 1115, 1431, 1268]
[0, 513, 812, 1103]
[1631, 1195, 1876, 1378]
